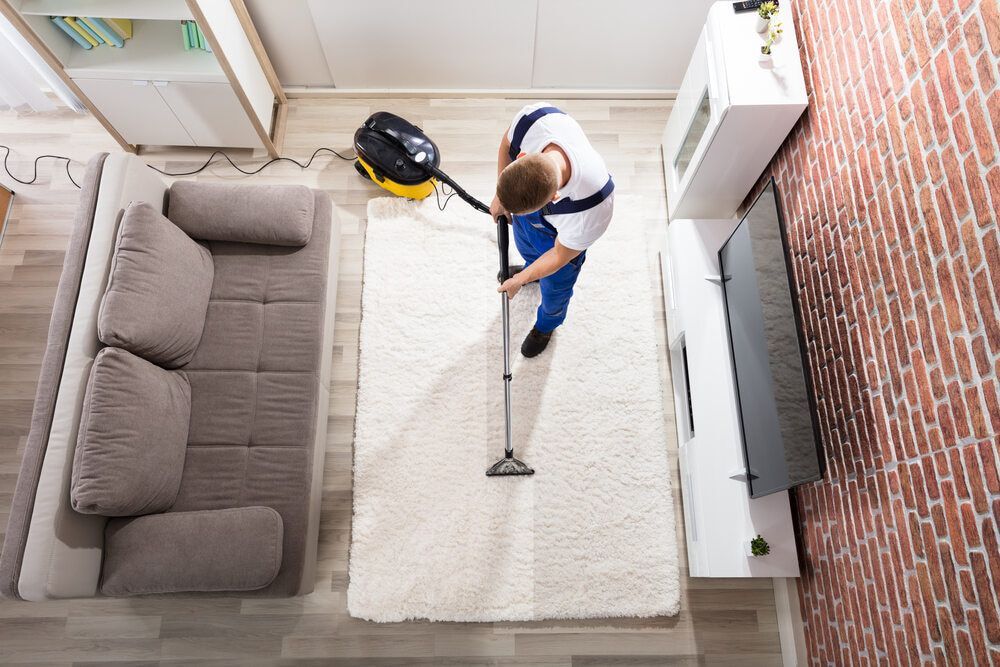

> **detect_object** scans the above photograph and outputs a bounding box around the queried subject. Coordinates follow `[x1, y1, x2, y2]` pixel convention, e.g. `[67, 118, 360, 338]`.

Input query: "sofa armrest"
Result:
[168, 181, 315, 246]
[100, 507, 283, 596]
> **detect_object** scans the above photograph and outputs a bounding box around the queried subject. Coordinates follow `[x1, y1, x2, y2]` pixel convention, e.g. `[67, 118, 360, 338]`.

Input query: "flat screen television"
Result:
[719, 179, 823, 498]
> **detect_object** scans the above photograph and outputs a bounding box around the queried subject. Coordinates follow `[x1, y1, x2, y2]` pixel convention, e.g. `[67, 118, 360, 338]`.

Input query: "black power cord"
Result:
[1, 145, 81, 188]
[146, 147, 356, 177]
[0, 145, 357, 190]
[432, 180, 459, 211]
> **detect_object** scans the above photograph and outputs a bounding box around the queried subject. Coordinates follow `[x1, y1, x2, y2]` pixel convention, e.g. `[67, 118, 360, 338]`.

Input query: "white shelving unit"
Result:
[662, 1, 807, 220]
[0, 0, 285, 155]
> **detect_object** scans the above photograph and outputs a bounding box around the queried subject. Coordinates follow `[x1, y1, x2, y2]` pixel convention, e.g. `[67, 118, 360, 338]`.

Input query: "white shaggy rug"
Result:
[349, 195, 679, 622]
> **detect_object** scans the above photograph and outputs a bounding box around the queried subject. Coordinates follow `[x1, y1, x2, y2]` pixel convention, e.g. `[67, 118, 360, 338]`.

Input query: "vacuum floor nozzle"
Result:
[486, 456, 535, 477]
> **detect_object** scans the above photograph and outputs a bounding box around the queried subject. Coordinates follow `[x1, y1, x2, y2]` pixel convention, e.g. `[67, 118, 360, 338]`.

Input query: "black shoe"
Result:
[521, 327, 553, 358]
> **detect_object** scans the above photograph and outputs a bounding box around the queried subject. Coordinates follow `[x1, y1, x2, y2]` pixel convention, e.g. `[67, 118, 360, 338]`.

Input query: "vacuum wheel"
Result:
[354, 160, 371, 180]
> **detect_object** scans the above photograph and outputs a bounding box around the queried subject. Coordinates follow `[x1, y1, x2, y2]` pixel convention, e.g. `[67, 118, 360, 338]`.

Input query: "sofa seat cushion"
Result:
[71, 347, 190, 516]
[101, 507, 283, 595]
[98, 201, 214, 368]
[168, 182, 315, 246]
[169, 191, 333, 596]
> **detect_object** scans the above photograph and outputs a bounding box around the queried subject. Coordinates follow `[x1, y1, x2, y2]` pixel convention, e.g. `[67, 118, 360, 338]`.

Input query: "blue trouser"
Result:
[511, 211, 586, 333]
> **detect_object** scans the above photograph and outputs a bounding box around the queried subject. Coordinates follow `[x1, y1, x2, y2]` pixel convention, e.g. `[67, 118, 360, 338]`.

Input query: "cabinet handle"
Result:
[152, 81, 168, 87]
[131, 80, 148, 86]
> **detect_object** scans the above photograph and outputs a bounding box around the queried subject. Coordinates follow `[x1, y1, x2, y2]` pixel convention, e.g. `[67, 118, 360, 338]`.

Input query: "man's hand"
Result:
[490, 195, 508, 223]
[497, 276, 522, 300]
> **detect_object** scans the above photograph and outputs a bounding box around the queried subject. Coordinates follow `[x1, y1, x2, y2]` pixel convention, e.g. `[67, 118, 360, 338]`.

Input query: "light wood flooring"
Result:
[0, 98, 782, 665]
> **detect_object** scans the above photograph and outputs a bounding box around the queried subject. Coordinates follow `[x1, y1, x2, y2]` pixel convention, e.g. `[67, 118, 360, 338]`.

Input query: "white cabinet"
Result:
[156, 80, 260, 147]
[74, 78, 192, 146]
[74, 78, 260, 148]
[663, 219, 800, 578]
[662, 1, 807, 220]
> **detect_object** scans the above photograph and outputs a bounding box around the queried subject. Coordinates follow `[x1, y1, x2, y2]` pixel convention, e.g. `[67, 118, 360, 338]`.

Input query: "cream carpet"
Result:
[349, 196, 679, 622]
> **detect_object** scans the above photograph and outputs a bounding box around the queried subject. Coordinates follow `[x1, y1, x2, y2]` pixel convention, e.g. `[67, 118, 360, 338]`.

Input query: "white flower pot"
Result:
[756, 15, 770, 33]
[758, 52, 774, 67]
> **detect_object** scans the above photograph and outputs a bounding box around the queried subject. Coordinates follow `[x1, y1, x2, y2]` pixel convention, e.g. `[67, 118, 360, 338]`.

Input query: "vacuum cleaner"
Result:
[354, 112, 534, 477]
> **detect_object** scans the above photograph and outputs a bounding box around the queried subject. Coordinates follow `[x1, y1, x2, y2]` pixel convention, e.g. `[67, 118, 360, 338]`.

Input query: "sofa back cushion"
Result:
[168, 181, 315, 246]
[71, 347, 190, 516]
[98, 202, 214, 368]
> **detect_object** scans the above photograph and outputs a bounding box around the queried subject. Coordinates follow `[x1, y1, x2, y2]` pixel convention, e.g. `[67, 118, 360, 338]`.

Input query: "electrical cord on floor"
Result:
[432, 180, 459, 211]
[0, 145, 81, 189]
[146, 146, 356, 177]
[0, 145, 357, 190]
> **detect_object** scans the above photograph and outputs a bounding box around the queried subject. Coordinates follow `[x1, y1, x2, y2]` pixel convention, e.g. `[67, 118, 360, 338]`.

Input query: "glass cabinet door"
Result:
[673, 89, 712, 184]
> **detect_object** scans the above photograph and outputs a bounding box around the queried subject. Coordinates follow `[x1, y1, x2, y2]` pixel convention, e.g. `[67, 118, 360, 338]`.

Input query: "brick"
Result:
[984, 0, 1000, 56]
[953, 47, 977, 94]
[933, 51, 960, 114]
[964, 12, 986, 55]
[966, 93, 996, 168]
[940, 147, 970, 218]
[970, 551, 1000, 643]
[978, 439, 1000, 494]
[973, 269, 1000, 353]
[975, 51, 996, 92]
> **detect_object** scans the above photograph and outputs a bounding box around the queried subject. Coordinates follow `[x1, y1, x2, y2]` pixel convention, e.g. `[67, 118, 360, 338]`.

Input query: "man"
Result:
[491, 103, 615, 357]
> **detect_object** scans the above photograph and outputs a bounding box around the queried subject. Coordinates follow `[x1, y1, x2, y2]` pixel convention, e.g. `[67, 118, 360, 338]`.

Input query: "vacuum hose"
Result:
[421, 164, 491, 216]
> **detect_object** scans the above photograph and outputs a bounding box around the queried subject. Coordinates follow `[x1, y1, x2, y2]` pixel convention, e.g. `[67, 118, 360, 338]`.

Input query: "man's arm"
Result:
[490, 131, 513, 221]
[498, 239, 581, 299]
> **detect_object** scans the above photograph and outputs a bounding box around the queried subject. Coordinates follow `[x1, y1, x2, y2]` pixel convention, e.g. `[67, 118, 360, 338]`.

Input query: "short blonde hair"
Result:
[496, 155, 558, 214]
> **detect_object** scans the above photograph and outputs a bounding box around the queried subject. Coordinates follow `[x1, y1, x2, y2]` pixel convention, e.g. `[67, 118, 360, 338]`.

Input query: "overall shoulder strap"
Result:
[508, 106, 564, 161]
[542, 176, 615, 216]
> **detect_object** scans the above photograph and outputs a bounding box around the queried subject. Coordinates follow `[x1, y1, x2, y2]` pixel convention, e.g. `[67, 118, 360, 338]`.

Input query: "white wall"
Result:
[243, 0, 332, 87]
[247, 0, 718, 91]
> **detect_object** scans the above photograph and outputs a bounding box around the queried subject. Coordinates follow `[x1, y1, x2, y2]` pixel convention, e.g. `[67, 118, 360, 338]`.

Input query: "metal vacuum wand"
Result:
[486, 216, 534, 477]
[417, 162, 533, 476]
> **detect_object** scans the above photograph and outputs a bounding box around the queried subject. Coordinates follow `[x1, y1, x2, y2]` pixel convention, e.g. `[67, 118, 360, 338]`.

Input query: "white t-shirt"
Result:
[506, 102, 614, 251]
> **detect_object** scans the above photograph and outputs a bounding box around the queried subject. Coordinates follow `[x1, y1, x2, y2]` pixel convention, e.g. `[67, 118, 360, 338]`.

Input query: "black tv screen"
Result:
[719, 179, 823, 498]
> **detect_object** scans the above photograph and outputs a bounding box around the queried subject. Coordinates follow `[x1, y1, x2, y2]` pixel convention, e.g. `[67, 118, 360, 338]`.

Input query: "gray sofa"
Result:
[0, 153, 339, 599]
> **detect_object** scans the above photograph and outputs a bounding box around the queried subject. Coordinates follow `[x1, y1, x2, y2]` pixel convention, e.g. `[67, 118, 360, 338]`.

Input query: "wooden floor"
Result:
[0, 99, 782, 666]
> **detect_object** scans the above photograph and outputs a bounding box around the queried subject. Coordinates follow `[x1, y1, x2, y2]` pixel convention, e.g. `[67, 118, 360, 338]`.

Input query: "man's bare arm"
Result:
[498, 239, 582, 299]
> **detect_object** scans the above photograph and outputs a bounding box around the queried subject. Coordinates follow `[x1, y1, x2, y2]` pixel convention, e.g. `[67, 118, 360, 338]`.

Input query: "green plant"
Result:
[760, 27, 781, 56]
[750, 534, 770, 557]
[757, 1, 779, 20]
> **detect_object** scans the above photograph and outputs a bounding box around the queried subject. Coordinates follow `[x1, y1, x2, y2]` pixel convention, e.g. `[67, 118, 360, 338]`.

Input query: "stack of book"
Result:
[182, 21, 211, 52]
[50, 17, 132, 50]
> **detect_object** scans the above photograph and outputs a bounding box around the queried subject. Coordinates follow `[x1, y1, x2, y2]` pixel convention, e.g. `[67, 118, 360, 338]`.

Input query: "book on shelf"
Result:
[180, 21, 212, 53]
[82, 18, 125, 48]
[50, 16, 92, 50]
[51, 16, 131, 49]
[107, 19, 132, 40]
[62, 17, 98, 47]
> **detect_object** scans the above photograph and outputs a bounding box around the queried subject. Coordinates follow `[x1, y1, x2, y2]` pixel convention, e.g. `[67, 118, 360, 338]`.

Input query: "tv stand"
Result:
[662, 218, 799, 577]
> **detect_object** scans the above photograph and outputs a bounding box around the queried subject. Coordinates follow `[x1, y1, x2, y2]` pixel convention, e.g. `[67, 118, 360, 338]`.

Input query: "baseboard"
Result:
[774, 577, 808, 667]
[283, 87, 678, 100]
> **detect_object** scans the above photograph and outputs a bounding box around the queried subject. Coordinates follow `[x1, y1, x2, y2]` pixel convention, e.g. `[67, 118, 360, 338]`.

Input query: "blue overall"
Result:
[506, 105, 615, 334]
[511, 212, 586, 333]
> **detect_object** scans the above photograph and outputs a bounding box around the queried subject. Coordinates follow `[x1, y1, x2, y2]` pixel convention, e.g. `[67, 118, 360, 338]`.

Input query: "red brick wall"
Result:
[757, 0, 1000, 663]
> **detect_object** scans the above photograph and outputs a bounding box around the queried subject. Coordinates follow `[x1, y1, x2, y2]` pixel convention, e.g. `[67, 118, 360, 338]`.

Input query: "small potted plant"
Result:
[770, 21, 784, 43]
[750, 534, 771, 557]
[759, 32, 775, 66]
[756, 1, 779, 33]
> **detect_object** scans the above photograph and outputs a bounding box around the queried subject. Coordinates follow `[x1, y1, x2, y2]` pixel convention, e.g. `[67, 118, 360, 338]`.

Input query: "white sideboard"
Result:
[662, 1, 807, 220]
[662, 218, 799, 578]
